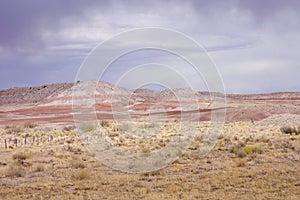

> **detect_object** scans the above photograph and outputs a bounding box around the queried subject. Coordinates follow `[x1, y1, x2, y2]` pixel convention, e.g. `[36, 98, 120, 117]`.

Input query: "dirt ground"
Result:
[0, 120, 299, 200]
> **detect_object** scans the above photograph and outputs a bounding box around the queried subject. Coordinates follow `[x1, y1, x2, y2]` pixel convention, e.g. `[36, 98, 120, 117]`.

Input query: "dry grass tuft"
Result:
[235, 159, 247, 167]
[5, 125, 23, 134]
[70, 159, 87, 169]
[64, 145, 84, 154]
[72, 169, 91, 180]
[23, 122, 37, 129]
[4, 163, 26, 177]
[62, 126, 76, 131]
[33, 164, 45, 172]
[12, 151, 30, 161]
[100, 120, 110, 127]
[0, 121, 299, 199]
[244, 145, 263, 154]
[231, 144, 263, 158]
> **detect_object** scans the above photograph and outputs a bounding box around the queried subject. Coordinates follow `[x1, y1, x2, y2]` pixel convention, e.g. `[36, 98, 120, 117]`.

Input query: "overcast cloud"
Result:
[0, 0, 299, 93]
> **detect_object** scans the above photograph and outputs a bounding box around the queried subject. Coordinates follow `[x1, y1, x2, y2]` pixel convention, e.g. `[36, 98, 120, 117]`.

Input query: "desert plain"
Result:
[0, 81, 299, 199]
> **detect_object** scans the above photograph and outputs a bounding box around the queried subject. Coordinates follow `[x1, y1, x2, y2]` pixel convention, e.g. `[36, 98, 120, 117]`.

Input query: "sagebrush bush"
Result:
[63, 126, 76, 131]
[6, 125, 23, 134]
[280, 125, 299, 135]
[12, 151, 30, 161]
[253, 146, 263, 154]
[280, 126, 292, 134]
[100, 121, 109, 127]
[237, 149, 247, 158]
[23, 122, 37, 129]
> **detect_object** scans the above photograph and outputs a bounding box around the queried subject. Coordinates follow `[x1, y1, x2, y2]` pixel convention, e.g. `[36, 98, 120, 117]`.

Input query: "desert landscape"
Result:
[1, 0, 300, 199]
[0, 81, 299, 199]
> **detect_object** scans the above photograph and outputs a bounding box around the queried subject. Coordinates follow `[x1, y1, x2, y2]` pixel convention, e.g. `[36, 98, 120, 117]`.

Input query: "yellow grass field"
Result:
[0, 121, 299, 199]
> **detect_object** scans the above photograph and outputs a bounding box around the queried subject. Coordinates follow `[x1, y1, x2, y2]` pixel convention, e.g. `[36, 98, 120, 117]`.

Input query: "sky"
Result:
[0, 0, 299, 93]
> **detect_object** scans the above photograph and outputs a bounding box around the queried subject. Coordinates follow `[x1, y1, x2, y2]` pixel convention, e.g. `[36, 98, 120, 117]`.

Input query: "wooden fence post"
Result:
[14, 138, 17, 147]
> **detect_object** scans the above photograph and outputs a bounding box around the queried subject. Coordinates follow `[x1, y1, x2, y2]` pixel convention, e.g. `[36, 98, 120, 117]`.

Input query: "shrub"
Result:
[280, 125, 298, 135]
[235, 159, 246, 167]
[253, 146, 263, 154]
[280, 126, 292, 134]
[231, 144, 263, 158]
[237, 141, 245, 148]
[231, 146, 239, 154]
[244, 145, 263, 155]
[13, 151, 30, 161]
[70, 160, 86, 169]
[237, 149, 247, 158]
[107, 132, 119, 137]
[243, 146, 255, 154]
[6, 125, 23, 134]
[65, 145, 83, 153]
[34, 164, 45, 172]
[72, 169, 90, 180]
[23, 122, 37, 129]
[100, 121, 109, 127]
[5, 163, 25, 177]
[63, 126, 76, 131]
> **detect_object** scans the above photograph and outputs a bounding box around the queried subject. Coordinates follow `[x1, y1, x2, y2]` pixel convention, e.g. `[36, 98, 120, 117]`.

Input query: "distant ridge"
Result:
[1, 81, 300, 106]
[0, 80, 299, 125]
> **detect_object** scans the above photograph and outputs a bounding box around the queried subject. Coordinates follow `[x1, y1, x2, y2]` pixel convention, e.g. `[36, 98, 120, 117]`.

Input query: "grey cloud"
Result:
[235, 0, 300, 19]
[0, 0, 299, 93]
[0, 0, 112, 53]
